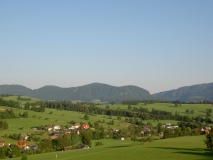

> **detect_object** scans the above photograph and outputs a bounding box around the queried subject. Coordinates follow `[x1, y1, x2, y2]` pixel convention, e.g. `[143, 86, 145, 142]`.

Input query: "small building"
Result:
[82, 123, 89, 129]
[16, 140, 27, 148]
[68, 126, 76, 130]
[46, 125, 53, 132]
[53, 125, 61, 130]
[20, 134, 29, 140]
[117, 137, 125, 140]
[142, 125, 151, 133]
[74, 123, 81, 129]
[165, 122, 171, 127]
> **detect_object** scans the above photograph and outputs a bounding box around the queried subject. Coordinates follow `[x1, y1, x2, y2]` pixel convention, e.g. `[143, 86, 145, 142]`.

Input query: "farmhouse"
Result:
[74, 123, 81, 129]
[82, 123, 89, 129]
[46, 125, 53, 131]
[142, 125, 151, 133]
[16, 140, 27, 148]
[46, 124, 61, 131]
[20, 134, 29, 140]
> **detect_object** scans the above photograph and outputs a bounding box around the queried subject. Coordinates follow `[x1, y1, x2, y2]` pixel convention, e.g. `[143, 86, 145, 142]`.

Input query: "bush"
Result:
[95, 141, 104, 146]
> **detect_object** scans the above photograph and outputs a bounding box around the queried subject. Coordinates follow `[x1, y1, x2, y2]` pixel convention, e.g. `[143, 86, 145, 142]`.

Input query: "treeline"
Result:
[0, 109, 17, 119]
[42, 101, 212, 125]
[122, 100, 213, 105]
[0, 120, 8, 129]
[0, 98, 20, 108]
[17, 96, 31, 101]
[24, 102, 45, 112]
[122, 100, 159, 105]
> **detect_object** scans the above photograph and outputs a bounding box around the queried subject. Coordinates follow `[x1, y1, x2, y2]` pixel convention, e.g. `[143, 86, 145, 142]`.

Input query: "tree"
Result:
[204, 127, 213, 151]
[117, 116, 121, 120]
[191, 110, 194, 114]
[185, 109, 189, 114]
[131, 135, 137, 142]
[22, 111, 28, 118]
[80, 130, 92, 147]
[128, 105, 132, 110]
[94, 121, 99, 129]
[84, 114, 89, 120]
[21, 154, 28, 160]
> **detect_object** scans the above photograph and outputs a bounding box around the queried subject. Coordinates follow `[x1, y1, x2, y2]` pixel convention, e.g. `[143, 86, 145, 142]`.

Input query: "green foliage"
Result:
[84, 114, 89, 120]
[0, 147, 5, 159]
[21, 154, 28, 160]
[204, 128, 213, 151]
[95, 141, 104, 146]
[80, 130, 92, 148]
[0, 120, 9, 129]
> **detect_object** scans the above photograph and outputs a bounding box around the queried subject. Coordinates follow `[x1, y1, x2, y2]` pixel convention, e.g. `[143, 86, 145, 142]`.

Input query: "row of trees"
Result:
[0, 120, 8, 129]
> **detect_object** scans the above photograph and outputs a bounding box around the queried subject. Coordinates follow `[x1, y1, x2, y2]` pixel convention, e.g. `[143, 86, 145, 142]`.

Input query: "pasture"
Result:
[10, 135, 213, 160]
[97, 103, 213, 118]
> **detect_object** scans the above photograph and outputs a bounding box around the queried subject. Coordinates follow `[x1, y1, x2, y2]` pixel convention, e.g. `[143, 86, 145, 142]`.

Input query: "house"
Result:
[74, 123, 81, 129]
[165, 122, 171, 126]
[16, 140, 27, 148]
[46, 125, 53, 132]
[20, 134, 29, 140]
[159, 132, 164, 137]
[0, 140, 4, 147]
[142, 125, 151, 133]
[165, 122, 171, 128]
[117, 137, 124, 140]
[112, 128, 119, 132]
[138, 130, 144, 135]
[68, 126, 76, 130]
[172, 125, 179, 129]
[82, 123, 89, 129]
[204, 129, 210, 134]
[29, 144, 38, 150]
[24, 146, 30, 151]
[53, 125, 60, 130]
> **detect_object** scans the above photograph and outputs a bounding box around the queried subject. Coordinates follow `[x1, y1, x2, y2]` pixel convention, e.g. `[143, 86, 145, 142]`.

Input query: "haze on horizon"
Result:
[0, 0, 213, 94]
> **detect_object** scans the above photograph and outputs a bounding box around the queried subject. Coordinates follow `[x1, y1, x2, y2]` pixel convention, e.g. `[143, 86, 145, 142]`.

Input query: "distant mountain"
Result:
[153, 82, 213, 101]
[0, 83, 152, 102]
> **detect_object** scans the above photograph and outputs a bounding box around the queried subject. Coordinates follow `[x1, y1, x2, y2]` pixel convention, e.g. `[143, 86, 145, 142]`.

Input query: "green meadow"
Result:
[1, 96, 213, 159]
[97, 103, 213, 118]
[2, 96, 40, 106]
[10, 135, 213, 160]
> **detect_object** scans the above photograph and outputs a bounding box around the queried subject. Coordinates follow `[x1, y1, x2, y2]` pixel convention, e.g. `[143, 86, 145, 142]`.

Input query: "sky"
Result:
[0, 0, 213, 94]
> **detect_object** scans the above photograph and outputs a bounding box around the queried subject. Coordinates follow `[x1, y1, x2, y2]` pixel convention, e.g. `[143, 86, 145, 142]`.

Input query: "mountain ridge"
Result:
[0, 83, 152, 102]
[1, 82, 213, 102]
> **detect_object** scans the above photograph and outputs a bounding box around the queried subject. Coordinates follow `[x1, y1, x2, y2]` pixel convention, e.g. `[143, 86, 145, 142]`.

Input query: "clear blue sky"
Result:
[0, 0, 213, 94]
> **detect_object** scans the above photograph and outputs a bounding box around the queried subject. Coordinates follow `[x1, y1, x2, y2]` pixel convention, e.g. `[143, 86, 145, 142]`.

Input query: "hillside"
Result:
[153, 82, 213, 101]
[0, 83, 152, 102]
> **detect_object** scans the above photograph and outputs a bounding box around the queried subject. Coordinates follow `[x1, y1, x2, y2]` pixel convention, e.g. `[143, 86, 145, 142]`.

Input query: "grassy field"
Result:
[97, 103, 213, 118]
[1, 96, 213, 159]
[10, 135, 213, 160]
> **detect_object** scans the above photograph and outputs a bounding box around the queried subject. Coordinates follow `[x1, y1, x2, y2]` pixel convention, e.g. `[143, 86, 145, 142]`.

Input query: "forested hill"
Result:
[153, 82, 213, 101]
[0, 83, 152, 102]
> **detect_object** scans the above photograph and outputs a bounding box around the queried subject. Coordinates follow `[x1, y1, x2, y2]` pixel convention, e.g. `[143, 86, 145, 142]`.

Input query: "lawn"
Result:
[11, 135, 213, 160]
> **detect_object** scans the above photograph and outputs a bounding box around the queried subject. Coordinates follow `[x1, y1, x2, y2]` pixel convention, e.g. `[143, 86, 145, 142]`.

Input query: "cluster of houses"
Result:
[47, 123, 90, 140]
[0, 123, 90, 151]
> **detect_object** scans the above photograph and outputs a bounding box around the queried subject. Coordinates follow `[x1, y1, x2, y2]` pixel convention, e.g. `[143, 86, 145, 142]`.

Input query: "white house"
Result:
[53, 125, 60, 130]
